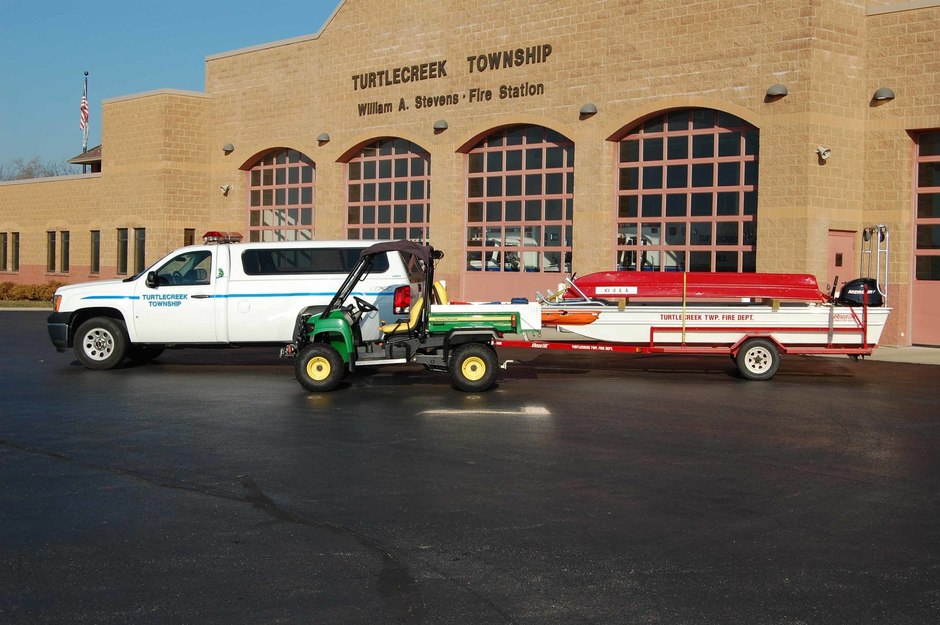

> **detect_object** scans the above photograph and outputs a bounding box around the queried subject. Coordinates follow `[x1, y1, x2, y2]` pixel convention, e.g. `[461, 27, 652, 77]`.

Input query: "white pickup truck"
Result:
[47, 233, 422, 369]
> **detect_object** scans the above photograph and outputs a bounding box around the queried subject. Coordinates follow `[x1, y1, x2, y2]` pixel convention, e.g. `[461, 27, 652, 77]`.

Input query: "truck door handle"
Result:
[191, 294, 210, 299]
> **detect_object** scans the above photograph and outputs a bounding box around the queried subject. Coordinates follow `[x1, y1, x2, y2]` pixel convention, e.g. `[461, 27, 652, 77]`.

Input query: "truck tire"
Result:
[295, 343, 345, 392]
[736, 338, 780, 381]
[74, 317, 128, 370]
[449, 343, 498, 392]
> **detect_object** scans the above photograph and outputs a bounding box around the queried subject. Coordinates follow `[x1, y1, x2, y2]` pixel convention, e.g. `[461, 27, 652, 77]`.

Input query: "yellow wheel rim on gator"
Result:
[461, 356, 486, 381]
[306, 356, 332, 381]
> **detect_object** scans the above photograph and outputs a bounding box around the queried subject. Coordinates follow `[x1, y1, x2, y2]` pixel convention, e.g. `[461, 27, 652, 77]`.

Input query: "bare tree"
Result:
[0, 157, 78, 181]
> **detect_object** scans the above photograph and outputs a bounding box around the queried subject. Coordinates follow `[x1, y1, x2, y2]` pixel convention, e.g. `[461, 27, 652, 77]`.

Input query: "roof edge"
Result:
[205, 1, 345, 62]
[103, 88, 210, 105]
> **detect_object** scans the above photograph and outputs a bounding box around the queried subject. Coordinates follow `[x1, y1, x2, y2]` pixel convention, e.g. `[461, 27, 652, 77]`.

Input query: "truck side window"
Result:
[156, 250, 212, 286]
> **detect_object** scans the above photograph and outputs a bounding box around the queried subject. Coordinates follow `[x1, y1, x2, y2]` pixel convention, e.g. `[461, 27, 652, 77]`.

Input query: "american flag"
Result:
[80, 92, 89, 131]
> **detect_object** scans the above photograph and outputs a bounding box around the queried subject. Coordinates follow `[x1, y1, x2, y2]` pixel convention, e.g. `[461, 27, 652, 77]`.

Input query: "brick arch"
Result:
[461, 123, 575, 301]
[244, 147, 316, 242]
[605, 98, 762, 142]
[611, 108, 759, 273]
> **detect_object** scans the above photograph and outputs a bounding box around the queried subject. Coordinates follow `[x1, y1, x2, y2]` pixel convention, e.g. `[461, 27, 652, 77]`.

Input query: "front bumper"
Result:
[47, 312, 71, 351]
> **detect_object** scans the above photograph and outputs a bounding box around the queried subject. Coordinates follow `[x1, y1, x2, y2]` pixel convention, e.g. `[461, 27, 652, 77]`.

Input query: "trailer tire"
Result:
[450, 343, 498, 392]
[736, 338, 780, 381]
[74, 317, 128, 370]
[296, 343, 345, 392]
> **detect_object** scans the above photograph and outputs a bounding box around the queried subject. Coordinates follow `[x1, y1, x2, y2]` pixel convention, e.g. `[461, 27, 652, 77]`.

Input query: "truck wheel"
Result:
[295, 343, 345, 392]
[736, 338, 780, 381]
[450, 343, 498, 392]
[74, 317, 128, 370]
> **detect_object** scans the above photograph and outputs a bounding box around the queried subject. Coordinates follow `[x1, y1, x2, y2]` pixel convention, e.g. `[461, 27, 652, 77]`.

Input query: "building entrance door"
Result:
[913, 131, 940, 345]
[827, 230, 856, 296]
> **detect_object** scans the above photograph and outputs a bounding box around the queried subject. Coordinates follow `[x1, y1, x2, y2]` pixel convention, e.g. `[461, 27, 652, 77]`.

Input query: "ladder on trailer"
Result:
[860, 225, 889, 306]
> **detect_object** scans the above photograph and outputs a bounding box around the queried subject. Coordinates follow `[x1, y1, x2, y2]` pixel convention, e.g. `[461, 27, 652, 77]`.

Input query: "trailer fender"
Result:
[729, 334, 785, 357]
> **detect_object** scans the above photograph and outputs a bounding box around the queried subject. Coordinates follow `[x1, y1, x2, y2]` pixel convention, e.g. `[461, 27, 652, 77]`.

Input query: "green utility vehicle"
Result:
[285, 240, 520, 392]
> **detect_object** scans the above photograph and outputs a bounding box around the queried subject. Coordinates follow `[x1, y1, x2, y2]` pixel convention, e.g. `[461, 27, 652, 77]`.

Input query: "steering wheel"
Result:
[353, 296, 378, 313]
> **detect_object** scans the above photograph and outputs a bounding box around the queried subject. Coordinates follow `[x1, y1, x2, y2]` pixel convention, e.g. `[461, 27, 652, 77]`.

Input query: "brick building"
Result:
[1, 0, 939, 345]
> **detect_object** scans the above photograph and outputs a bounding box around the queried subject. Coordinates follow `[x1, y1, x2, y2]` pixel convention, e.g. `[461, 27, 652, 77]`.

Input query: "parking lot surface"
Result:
[2, 310, 939, 624]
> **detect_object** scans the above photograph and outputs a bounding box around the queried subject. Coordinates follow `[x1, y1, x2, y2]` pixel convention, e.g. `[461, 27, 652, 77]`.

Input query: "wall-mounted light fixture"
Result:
[872, 87, 895, 102]
[222, 143, 234, 154]
[816, 146, 831, 162]
[765, 83, 788, 98]
[220, 184, 231, 196]
[579, 103, 598, 119]
[316, 132, 331, 144]
[433, 119, 449, 133]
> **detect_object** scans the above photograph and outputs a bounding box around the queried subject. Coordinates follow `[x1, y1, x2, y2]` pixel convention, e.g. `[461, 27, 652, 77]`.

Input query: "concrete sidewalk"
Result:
[866, 345, 940, 365]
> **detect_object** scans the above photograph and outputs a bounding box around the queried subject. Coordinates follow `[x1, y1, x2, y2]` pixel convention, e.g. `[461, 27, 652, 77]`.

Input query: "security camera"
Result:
[220, 184, 231, 195]
[816, 146, 831, 161]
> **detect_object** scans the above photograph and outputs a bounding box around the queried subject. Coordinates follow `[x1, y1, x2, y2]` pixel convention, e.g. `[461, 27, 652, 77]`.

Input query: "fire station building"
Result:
[1, 0, 939, 346]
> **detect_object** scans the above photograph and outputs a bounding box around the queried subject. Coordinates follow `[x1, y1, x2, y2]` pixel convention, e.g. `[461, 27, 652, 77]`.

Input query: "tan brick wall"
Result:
[3, 0, 940, 345]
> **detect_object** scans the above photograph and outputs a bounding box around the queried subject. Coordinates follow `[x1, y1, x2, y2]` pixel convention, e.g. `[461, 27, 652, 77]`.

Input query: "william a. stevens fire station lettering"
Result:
[353, 43, 553, 117]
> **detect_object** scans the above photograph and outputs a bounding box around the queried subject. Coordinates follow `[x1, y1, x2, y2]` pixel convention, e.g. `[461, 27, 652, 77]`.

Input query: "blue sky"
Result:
[0, 0, 342, 166]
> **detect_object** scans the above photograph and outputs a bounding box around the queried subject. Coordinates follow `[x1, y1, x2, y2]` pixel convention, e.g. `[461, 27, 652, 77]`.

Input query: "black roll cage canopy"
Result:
[323, 240, 444, 333]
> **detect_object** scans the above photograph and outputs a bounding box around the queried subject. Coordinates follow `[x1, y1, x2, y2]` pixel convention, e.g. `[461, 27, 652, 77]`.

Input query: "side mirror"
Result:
[146, 271, 158, 288]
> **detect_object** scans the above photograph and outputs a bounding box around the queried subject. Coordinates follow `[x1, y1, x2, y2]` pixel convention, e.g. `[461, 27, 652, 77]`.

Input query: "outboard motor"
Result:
[837, 278, 884, 307]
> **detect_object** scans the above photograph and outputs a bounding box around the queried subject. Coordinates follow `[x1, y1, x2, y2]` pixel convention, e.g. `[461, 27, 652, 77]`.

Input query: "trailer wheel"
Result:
[296, 343, 345, 392]
[74, 317, 128, 370]
[450, 343, 498, 392]
[736, 338, 780, 381]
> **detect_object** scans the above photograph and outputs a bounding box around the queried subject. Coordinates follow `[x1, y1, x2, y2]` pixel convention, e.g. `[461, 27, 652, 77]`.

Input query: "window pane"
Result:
[716, 222, 738, 245]
[917, 194, 940, 219]
[918, 162, 940, 187]
[715, 252, 738, 272]
[916, 224, 940, 249]
[641, 195, 662, 217]
[689, 251, 711, 271]
[620, 140, 640, 162]
[916, 256, 940, 280]
[692, 134, 714, 158]
[643, 138, 663, 162]
[666, 165, 687, 188]
[920, 131, 940, 157]
[691, 164, 713, 187]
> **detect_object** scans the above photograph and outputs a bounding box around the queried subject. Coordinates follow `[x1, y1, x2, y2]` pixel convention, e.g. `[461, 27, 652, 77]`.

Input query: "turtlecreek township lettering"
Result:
[352, 60, 448, 91]
[143, 293, 188, 307]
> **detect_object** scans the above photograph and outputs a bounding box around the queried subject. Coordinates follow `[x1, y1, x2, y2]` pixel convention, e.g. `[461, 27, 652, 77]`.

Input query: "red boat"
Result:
[562, 271, 828, 303]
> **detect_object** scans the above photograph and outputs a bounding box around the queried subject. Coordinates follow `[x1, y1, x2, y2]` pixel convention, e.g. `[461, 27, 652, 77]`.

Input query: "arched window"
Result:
[346, 138, 431, 242]
[466, 125, 574, 273]
[615, 109, 758, 272]
[247, 149, 315, 242]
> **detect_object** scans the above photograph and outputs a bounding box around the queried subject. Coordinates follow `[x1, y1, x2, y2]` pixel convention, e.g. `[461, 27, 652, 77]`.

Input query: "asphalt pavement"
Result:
[1, 310, 939, 624]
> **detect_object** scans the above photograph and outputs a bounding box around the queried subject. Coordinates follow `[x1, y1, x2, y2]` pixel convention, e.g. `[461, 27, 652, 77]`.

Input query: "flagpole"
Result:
[81, 71, 89, 173]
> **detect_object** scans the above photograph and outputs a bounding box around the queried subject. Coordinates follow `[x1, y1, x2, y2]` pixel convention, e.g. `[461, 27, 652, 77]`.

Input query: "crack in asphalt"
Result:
[0, 437, 519, 624]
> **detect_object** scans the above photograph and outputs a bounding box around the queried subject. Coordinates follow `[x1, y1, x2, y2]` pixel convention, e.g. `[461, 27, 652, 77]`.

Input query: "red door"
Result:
[913, 131, 940, 346]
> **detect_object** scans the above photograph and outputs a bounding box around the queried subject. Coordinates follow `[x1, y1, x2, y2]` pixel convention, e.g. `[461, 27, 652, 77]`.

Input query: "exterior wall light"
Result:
[765, 84, 788, 98]
[316, 132, 331, 143]
[222, 143, 235, 154]
[433, 119, 449, 132]
[579, 103, 598, 118]
[872, 87, 895, 102]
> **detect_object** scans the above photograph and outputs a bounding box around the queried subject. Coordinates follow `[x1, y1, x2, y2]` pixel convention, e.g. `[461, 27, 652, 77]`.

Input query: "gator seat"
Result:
[379, 296, 424, 335]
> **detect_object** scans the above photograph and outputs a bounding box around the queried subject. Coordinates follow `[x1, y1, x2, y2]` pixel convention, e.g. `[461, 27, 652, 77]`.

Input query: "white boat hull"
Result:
[554, 303, 890, 347]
